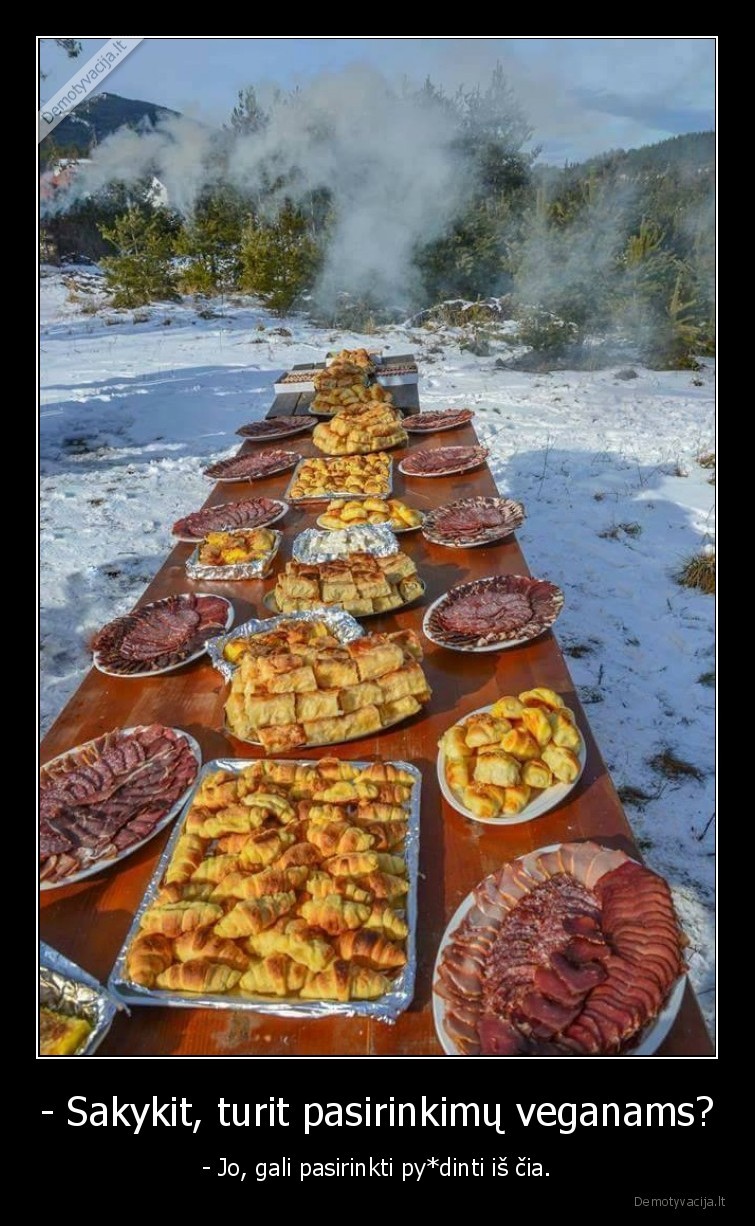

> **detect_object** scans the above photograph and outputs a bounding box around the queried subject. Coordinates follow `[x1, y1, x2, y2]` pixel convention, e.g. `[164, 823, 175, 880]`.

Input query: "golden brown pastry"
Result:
[323, 852, 380, 877]
[306, 871, 373, 904]
[40, 1008, 93, 1055]
[190, 854, 241, 883]
[464, 713, 510, 748]
[500, 728, 542, 761]
[306, 822, 375, 857]
[336, 929, 406, 969]
[548, 710, 583, 751]
[126, 933, 175, 987]
[298, 894, 371, 935]
[500, 784, 532, 815]
[214, 892, 296, 938]
[164, 835, 208, 885]
[155, 960, 242, 994]
[519, 706, 553, 748]
[155, 881, 215, 904]
[363, 901, 409, 940]
[358, 819, 408, 851]
[489, 696, 525, 720]
[274, 842, 323, 871]
[300, 960, 391, 1001]
[359, 871, 409, 901]
[472, 750, 521, 788]
[239, 829, 296, 868]
[460, 784, 504, 819]
[519, 687, 565, 711]
[246, 918, 335, 972]
[239, 955, 308, 997]
[541, 743, 581, 783]
[173, 929, 250, 970]
[521, 759, 554, 789]
[139, 902, 223, 938]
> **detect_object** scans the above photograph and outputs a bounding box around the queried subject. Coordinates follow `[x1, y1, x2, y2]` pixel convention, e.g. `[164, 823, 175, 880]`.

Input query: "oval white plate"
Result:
[423, 592, 555, 654]
[172, 499, 289, 543]
[404, 414, 475, 434]
[432, 844, 687, 1056]
[437, 703, 586, 826]
[315, 512, 424, 534]
[236, 420, 312, 441]
[205, 453, 299, 482]
[40, 728, 202, 891]
[398, 451, 488, 478]
[93, 596, 234, 679]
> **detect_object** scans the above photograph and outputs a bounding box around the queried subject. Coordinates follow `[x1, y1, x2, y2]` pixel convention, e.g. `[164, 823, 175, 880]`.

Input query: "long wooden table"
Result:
[40, 369, 713, 1056]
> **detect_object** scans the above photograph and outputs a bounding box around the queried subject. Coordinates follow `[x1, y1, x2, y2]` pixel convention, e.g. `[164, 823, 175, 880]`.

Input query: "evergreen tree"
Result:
[239, 203, 321, 313]
[100, 206, 180, 306]
[175, 190, 246, 295]
[228, 87, 268, 135]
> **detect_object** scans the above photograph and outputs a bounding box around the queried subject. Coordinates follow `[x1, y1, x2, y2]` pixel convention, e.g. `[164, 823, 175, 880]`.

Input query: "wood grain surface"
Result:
[40, 376, 713, 1057]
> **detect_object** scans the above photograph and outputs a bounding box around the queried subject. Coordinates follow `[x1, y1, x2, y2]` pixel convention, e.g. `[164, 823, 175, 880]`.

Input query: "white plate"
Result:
[432, 844, 687, 1056]
[437, 703, 586, 825]
[93, 596, 234, 679]
[172, 499, 289, 543]
[398, 451, 488, 478]
[236, 420, 312, 441]
[422, 592, 554, 654]
[315, 512, 424, 534]
[263, 581, 424, 622]
[404, 414, 474, 434]
[40, 728, 202, 892]
[205, 453, 300, 482]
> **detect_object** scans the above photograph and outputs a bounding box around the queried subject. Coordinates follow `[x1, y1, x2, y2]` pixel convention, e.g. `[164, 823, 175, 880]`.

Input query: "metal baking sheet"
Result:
[108, 758, 421, 1022]
[185, 529, 282, 581]
[206, 607, 364, 681]
[40, 942, 125, 1055]
[292, 523, 399, 563]
[284, 457, 394, 503]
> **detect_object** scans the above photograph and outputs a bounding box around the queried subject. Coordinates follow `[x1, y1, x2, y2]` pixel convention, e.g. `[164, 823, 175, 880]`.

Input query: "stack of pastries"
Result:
[439, 688, 583, 819]
[225, 627, 431, 750]
[318, 497, 422, 531]
[327, 348, 377, 374]
[270, 550, 424, 616]
[288, 453, 392, 499]
[222, 618, 346, 668]
[311, 380, 393, 417]
[313, 402, 407, 455]
[125, 758, 415, 1001]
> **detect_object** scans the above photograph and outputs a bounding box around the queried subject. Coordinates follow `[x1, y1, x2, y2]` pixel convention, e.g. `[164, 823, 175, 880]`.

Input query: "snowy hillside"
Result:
[39, 266, 716, 1031]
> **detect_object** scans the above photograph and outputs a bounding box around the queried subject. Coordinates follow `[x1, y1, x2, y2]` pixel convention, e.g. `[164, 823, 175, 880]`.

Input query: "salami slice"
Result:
[236, 416, 312, 440]
[423, 497, 525, 548]
[204, 449, 299, 481]
[172, 497, 285, 540]
[92, 594, 232, 675]
[404, 409, 475, 433]
[424, 575, 563, 649]
[399, 445, 488, 477]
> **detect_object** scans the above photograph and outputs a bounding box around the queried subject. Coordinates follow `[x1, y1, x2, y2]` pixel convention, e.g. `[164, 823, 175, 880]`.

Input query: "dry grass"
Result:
[677, 550, 715, 594]
[599, 521, 642, 540]
[618, 784, 656, 807]
[696, 451, 716, 469]
[649, 748, 704, 783]
[697, 670, 715, 688]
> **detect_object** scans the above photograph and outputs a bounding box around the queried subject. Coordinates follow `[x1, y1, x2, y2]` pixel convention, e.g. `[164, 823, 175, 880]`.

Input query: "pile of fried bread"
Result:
[313, 402, 407, 455]
[270, 550, 423, 616]
[225, 627, 431, 750]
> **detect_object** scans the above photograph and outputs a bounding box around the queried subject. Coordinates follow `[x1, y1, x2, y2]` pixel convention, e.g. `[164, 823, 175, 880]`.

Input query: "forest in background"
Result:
[40, 70, 715, 369]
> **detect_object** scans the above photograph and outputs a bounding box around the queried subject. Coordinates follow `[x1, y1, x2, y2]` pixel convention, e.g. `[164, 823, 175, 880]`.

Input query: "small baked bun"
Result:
[521, 759, 554, 789]
[519, 706, 553, 748]
[500, 728, 541, 761]
[541, 743, 581, 783]
[490, 696, 524, 720]
[548, 710, 583, 751]
[518, 687, 564, 711]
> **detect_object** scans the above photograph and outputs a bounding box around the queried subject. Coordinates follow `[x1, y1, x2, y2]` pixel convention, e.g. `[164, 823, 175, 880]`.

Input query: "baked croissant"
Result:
[194, 770, 240, 810]
[357, 763, 416, 785]
[216, 833, 254, 854]
[359, 872, 409, 901]
[519, 687, 564, 711]
[155, 881, 215, 904]
[306, 871, 373, 904]
[521, 759, 553, 789]
[489, 695, 525, 720]
[298, 894, 371, 935]
[190, 854, 241, 883]
[336, 929, 406, 969]
[211, 867, 307, 901]
[246, 918, 335, 972]
[240, 954, 308, 997]
[373, 853, 406, 876]
[126, 933, 174, 987]
[155, 959, 242, 994]
[353, 802, 407, 824]
[243, 792, 296, 824]
[313, 780, 379, 804]
[300, 960, 391, 1001]
[358, 820, 407, 851]
[273, 842, 322, 870]
[548, 710, 582, 751]
[307, 822, 375, 856]
[239, 829, 296, 867]
[373, 783, 413, 805]
[364, 901, 409, 939]
[173, 929, 250, 970]
[165, 835, 208, 884]
[139, 902, 223, 937]
[214, 892, 296, 938]
[197, 806, 264, 839]
[541, 742, 581, 783]
[315, 758, 360, 781]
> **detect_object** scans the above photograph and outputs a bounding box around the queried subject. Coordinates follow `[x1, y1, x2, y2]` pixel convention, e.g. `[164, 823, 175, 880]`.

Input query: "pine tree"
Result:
[239, 204, 321, 313]
[228, 87, 268, 136]
[100, 206, 180, 306]
[175, 191, 245, 296]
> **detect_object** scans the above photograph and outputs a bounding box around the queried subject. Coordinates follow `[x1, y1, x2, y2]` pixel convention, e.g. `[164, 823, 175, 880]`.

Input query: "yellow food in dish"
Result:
[39, 1007, 93, 1055]
[289, 453, 392, 500]
[318, 497, 422, 531]
[198, 527, 277, 566]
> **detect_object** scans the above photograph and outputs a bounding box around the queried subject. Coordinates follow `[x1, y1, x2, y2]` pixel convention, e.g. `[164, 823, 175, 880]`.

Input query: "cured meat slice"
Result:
[423, 497, 525, 548]
[173, 497, 284, 540]
[203, 449, 298, 481]
[404, 409, 474, 433]
[400, 445, 488, 477]
[39, 727, 198, 884]
[92, 594, 231, 676]
[435, 841, 685, 1057]
[236, 416, 311, 439]
[426, 575, 564, 649]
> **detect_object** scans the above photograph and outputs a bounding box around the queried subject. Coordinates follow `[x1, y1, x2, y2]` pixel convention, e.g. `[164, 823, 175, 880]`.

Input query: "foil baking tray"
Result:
[108, 758, 421, 1022]
[185, 529, 282, 581]
[40, 942, 125, 1055]
[206, 607, 364, 681]
[284, 457, 394, 503]
[292, 523, 399, 563]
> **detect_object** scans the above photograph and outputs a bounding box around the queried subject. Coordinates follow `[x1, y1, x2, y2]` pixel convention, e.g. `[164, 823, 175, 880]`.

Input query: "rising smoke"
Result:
[56, 67, 472, 311]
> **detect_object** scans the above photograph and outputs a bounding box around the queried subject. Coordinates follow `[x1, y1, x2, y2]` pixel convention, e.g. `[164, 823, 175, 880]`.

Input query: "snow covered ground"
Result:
[39, 266, 716, 1034]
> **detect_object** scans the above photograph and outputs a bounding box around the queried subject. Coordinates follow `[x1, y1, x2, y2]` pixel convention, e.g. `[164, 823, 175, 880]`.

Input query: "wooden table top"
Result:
[40, 376, 713, 1057]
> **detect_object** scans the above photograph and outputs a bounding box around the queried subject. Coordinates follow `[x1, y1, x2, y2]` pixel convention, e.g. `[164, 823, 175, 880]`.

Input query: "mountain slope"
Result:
[40, 91, 181, 157]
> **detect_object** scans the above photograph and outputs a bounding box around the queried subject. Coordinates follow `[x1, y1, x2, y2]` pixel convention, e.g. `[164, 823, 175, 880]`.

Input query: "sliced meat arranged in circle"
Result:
[426, 574, 563, 648]
[92, 593, 231, 675]
[236, 416, 312, 439]
[172, 496, 285, 540]
[423, 496, 525, 547]
[203, 449, 299, 481]
[404, 409, 475, 433]
[400, 445, 489, 476]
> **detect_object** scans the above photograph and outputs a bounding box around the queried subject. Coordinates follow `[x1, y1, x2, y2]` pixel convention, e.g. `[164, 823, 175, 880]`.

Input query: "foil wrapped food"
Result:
[292, 523, 399, 563]
[185, 529, 282, 581]
[40, 942, 124, 1055]
[206, 606, 364, 681]
[108, 758, 421, 1022]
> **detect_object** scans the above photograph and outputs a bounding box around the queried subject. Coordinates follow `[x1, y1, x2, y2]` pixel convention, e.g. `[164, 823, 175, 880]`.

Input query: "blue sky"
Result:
[39, 36, 715, 163]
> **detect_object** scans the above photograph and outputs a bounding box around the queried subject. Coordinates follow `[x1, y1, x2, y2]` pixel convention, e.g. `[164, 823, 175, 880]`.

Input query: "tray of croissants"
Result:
[109, 757, 420, 1019]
